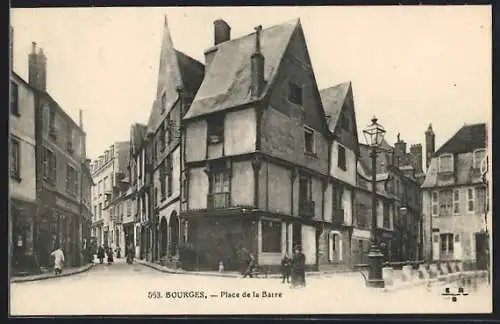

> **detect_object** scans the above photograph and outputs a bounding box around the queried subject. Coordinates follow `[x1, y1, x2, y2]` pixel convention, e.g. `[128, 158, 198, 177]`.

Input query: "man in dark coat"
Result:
[97, 245, 105, 264]
[242, 253, 256, 278]
[291, 246, 306, 288]
[107, 247, 114, 264]
[281, 253, 292, 283]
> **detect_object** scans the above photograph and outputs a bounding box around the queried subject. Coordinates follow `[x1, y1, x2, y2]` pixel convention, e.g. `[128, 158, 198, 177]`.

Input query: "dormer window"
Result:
[473, 149, 486, 169]
[288, 82, 303, 105]
[438, 154, 453, 173]
[207, 114, 224, 144]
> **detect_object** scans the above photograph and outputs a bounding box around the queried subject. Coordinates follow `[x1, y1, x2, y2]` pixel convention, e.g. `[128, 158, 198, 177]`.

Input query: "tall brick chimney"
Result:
[409, 144, 423, 173]
[425, 124, 435, 170]
[79, 109, 83, 129]
[28, 42, 47, 91]
[214, 19, 231, 45]
[393, 132, 407, 167]
[204, 19, 231, 74]
[250, 25, 265, 98]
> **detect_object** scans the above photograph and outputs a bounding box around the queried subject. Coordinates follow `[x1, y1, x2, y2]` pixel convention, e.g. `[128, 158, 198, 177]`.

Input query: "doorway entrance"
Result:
[475, 232, 488, 270]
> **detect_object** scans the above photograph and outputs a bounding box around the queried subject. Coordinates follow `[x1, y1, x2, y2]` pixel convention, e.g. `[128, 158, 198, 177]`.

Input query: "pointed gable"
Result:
[320, 82, 351, 132]
[183, 19, 299, 120]
[147, 15, 206, 134]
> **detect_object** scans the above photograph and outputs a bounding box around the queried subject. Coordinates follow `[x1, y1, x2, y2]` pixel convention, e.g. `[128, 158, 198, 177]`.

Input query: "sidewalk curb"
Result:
[136, 259, 241, 278]
[11, 263, 95, 283]
[136, 259, 366, 280]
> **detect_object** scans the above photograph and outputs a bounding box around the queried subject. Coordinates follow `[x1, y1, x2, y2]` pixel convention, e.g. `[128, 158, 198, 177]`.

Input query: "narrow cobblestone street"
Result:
[10, 259, 491, 315]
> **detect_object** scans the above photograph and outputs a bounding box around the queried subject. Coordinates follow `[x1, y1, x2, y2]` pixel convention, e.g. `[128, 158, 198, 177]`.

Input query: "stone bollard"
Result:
[457, 261, 464, 273]
[382, 266, 394, 286]
[418, 264, 430, 280]
[402, 265, 413, 282]
[446, 262, 454, 274]
[439, 262, 449, 276]
[428, 264, 439, 278]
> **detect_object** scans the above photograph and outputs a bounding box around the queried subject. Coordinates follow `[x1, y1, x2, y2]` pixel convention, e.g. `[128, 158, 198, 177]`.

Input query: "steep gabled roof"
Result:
[434, 123, 487, 156]
[183, 18, 300, 120]
[146, 15, 205, 134]
[130, 123, 147, 155]
[319, 81, 351, 132]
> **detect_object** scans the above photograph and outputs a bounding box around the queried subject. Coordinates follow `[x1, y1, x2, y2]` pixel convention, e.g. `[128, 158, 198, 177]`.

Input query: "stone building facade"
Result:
[421, 123, 489, 269]
[90, 141, 130, 251]
[10, 70, 38, 274]
[18, 39, 93, 269]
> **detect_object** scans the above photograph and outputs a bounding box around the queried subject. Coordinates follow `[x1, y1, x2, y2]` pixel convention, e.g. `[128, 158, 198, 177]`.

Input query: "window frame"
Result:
[10, 138, 21, 180]
[453, 189, 460, 215]
[288, 81, 303, 106]
[473, 149, 486, 170]
[10, 81, 19, 116]
[304, 126, 315, 155]
[261, 219, 282, 253]
[431, 191, 439, 216]
[207, 114, 224, 144]
[438, 153, 454, 173]
[337, 144, 347, 171]
[467, 188, 475, 213]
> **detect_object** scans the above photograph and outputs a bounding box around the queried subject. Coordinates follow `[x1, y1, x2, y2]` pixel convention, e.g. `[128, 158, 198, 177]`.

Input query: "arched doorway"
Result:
[160, 217, 168, 258]
[169, 212, 180, 257]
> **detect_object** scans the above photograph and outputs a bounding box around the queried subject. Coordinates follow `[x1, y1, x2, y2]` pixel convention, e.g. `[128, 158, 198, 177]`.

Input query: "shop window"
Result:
[262, 220, 282, 253]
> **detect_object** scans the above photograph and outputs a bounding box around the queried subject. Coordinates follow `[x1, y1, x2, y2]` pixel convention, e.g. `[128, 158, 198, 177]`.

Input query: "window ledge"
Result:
[10, 174, 22, 182]
[304, 151, 317, 158]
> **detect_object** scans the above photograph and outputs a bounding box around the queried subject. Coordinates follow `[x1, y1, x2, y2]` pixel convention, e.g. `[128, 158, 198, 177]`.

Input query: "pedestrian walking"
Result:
[281, 253, 292, 283]
[242, 253, 256, 278]
[50, 245, 65, 275]
[238, 247, 250, 276]
[126, 243, 135, 264]
[107, 247, 114, 264]
[115, 247, 121, 259]
[291, 245, 306, 288]
[97, 245, 105, 264]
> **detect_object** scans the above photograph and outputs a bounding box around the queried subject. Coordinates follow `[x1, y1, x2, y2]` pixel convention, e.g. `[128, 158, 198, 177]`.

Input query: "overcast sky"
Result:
[11, 6, 491, 161]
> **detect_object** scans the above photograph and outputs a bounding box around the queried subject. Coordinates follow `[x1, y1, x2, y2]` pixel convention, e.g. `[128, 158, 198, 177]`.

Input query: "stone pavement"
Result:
[135, 258, 489, 293]
[10, 263, 95, 283]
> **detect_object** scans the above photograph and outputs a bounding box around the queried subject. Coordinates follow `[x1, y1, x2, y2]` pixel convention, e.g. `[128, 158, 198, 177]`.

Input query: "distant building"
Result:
[90, 141, 129, 250]
[354, 132, 423, 264]
[10, 42, 38, 273]
[9, 31, 92, 271]
[421, 123, 488, 269]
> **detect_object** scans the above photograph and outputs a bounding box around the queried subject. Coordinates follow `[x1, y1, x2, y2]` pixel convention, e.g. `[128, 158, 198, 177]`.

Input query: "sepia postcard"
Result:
[8, 5, 492, 316]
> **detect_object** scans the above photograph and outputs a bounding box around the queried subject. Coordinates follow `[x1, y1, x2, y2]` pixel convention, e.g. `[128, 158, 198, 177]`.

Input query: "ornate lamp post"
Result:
[363, 116, 386, 288]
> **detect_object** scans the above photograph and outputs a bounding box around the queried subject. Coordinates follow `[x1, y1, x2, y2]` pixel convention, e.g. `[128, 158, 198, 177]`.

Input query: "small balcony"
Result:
[299, 200, 315, 218]
[207, 192, 231, 209]
[332, 208, 345, 224]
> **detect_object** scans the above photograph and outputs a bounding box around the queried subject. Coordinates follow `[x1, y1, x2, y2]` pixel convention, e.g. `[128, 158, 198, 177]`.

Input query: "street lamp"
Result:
[363, 116, 386, 288]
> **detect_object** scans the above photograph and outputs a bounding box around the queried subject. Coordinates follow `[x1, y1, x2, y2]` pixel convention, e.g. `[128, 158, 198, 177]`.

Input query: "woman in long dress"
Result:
[291, 246, 306, 288]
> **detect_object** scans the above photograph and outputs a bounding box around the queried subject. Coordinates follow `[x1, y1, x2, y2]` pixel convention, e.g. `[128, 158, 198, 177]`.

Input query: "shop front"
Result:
[11, 198, 37, 274]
